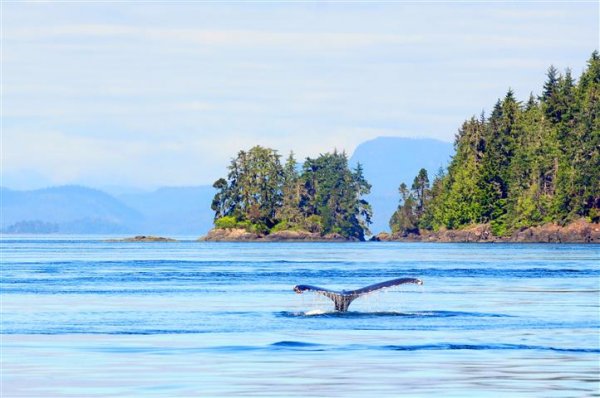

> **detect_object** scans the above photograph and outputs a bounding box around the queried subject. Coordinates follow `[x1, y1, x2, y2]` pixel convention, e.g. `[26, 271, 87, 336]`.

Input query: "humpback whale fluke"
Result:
[293, 277, 423, 312]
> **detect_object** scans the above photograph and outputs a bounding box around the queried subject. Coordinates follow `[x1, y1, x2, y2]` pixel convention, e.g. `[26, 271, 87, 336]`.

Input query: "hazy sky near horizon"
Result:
[3, 1, 598, 190]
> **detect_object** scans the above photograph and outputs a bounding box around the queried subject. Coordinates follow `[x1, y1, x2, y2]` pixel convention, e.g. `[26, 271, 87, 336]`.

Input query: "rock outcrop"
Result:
[373, 219, 600, 243]
[510, 219, 599, 243]
[107, 235, 177, 242]
[264, 230, 351, 242]
[199, 228, 262, 241]
[199, 228, 357, 242]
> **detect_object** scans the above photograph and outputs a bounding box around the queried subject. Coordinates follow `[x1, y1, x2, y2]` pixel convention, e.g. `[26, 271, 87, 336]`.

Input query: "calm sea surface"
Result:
[1, 237, 599, 397]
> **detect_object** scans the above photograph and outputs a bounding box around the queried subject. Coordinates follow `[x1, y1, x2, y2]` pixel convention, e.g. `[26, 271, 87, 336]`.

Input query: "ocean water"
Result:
[1, 237, 599, 397]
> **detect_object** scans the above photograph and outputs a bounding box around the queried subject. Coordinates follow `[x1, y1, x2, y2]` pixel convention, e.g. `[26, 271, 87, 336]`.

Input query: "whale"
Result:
[293, 277, 423, 312]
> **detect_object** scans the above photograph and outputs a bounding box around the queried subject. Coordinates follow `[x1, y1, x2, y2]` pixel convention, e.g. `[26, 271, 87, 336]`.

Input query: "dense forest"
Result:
[211, 147, 372, 240]
[390, 52, 600, 237]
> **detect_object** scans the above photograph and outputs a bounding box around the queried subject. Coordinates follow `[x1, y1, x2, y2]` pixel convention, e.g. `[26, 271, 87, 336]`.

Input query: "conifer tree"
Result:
[412, 168, 430, 219]
[390, 183, 418, 234]
[276, 152, 304, 228]
[391, 52, 599, 236]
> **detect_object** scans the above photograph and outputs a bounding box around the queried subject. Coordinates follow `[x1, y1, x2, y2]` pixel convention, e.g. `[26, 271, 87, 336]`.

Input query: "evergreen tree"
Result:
[411, 168, 430, 219]
[421, 167, 445, 230]
[542, 65, 562, 124]
[390, 183, 418, 235]
[564, 52, 600, 220]
[210, 178, 229, 220]
[352, 162, 373, 235]
[300, 151, 372, 240]
[276, 152, 304, 228]
[211, 145, 283, 230]
[392, 52, 599, 236]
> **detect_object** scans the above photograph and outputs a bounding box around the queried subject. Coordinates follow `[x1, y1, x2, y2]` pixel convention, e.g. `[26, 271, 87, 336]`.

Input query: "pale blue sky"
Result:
[3, 1, 598, 189]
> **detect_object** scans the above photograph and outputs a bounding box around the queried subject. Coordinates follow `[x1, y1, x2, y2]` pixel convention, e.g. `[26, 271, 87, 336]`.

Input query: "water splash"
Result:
[277, 310, 512, 318]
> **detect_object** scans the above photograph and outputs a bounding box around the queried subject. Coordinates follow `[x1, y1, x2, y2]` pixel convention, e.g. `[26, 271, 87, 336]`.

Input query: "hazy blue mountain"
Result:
[1, 185, 142, 233]
[349, 137, 454, 234]
[117, 186, 215, 235]
[1, 185, 217, 235]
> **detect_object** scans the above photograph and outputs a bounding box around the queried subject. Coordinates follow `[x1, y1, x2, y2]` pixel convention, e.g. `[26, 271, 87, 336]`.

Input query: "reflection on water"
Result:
[1, 239, 599, 397]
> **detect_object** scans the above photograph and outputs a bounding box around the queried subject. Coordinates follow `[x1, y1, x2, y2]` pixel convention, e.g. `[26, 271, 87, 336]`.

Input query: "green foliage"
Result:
[589, 207, 600, 223]
[303, 215, 323, 233]
[213, 216, 265, 233]
[211, 146, 283, 229]
[391, 52, 599, 236]
[390, 171, 435, 235]
[412, 168, 430, 219]
[214, 216, 238, 229]
[270, 221, 292, 233]
[299, 152, 372, 240]
[211, 148, 372, 240]
[271, 220, 306, 233]
[235, 220, 253, 231]
[276, 152, 304, 227]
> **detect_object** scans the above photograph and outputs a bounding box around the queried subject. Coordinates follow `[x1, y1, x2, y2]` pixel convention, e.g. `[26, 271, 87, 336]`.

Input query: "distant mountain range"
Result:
[1, 137, 453, 235]
[1, 185, 215, 235]
[1, 186, 143, 234]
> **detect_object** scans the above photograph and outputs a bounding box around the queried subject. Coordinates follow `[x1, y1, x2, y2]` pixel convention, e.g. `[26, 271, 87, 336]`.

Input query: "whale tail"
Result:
[293, 277, 423, 312]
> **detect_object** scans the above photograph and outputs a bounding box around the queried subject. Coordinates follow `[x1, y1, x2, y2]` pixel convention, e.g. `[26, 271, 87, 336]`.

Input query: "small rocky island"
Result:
[205, 147, 372, 242]
[106, 235, 177, 242]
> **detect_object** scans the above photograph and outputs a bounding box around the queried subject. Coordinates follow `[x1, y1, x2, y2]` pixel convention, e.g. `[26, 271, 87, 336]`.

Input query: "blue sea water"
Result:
[1, 237, 599, 397]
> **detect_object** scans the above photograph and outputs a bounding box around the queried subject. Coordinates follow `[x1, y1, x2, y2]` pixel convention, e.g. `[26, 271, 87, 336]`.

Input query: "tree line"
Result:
[211, 147, 372, 240]
[390, 52, 599, 236]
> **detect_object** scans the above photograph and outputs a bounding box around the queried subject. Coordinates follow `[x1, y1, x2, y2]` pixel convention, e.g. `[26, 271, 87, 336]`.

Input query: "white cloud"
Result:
[8, 24, 426, 51]
[4, 130, 156, 183]
[170, 101, 216, 112]
[2, 2, 597, 189]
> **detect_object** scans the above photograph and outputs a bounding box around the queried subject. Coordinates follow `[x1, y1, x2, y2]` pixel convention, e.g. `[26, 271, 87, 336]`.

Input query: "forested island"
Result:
[203, 52, 599, 242]
[202, 147, 372, 241]
[383, 52, 599, 242]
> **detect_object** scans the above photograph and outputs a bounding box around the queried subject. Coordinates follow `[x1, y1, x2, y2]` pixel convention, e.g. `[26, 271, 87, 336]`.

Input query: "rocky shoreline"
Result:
[372, 219, 600, 243]
[199, 228, 356, 242]
[120, 220, 599, 243]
